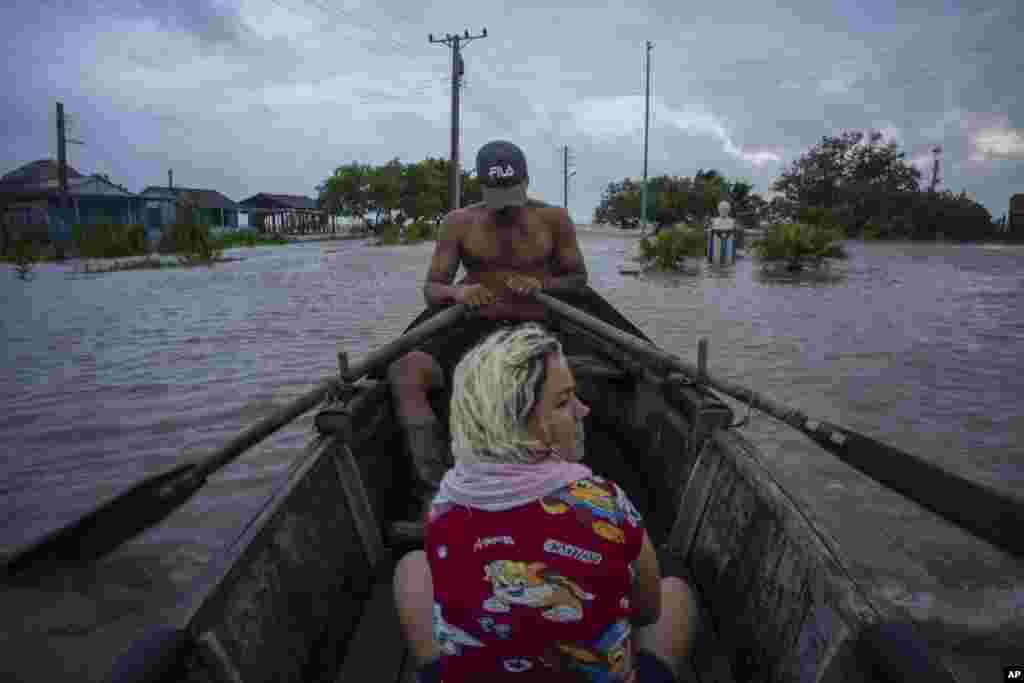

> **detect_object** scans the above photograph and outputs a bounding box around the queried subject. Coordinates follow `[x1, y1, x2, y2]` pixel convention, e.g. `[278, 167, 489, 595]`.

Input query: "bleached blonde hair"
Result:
[449, 323, 563, 465]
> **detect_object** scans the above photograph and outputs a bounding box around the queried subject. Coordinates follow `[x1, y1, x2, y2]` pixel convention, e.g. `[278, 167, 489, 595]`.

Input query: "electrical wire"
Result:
[293, 0, 423, 56]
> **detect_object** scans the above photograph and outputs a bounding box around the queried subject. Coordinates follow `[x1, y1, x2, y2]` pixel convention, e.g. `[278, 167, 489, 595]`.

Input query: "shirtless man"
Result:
[386, 140, 588, 512]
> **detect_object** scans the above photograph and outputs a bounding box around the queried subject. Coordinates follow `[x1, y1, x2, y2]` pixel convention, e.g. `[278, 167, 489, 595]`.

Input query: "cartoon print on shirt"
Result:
[482, 560, 595, 622]
[502, 657, 534, 673]
[476, 616, 513, 640]
[615, 483, 642, 529]
[433, 603, 485, 656]
[540, 478, 628, 544]
[539, 619, 635, 683]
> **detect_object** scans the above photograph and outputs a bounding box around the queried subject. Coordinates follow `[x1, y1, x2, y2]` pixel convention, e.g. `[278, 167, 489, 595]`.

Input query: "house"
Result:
[139, 171, 244, 241]
[1011, 194, 1024, 234]
[0, 159, 140, 244]
[238, 193, 331, 234]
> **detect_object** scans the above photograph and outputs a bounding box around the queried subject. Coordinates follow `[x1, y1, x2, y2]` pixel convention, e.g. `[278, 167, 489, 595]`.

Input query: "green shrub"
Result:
[403, 220, 438, 243]
[72, 223, 148, 258]
[862, 221, 884, 240]
[753, 222, 847, 271]
[156, 221, 222, 264]
[376, 223, 401, 246]
[794, 205, 838, 230]
[211, 230, 288, 249]
[12, 240, 39, 279]
[640, 224, 707, 270]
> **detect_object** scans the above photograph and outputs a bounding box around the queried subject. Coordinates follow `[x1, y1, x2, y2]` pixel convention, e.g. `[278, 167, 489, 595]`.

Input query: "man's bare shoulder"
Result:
[527, 200, 573, 232]
[440, 205, 484, 239]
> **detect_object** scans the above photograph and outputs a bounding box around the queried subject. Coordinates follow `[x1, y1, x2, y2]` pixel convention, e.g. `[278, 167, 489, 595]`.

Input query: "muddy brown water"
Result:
[2, 234, 1022, 681]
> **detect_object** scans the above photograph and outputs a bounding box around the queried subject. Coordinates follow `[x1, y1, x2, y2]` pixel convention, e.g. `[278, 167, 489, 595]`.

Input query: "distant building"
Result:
[238, 193, 331, 234]
[1011, 194, 1024, 234]
[139, 171, 243, 242]
[0, 159, 140, 244]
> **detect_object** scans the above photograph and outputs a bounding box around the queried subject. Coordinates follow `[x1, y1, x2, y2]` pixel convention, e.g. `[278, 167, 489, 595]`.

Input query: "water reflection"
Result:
[752, 266, 847, 286]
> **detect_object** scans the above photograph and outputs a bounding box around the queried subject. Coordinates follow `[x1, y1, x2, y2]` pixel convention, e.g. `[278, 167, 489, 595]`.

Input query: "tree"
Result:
[772, 130, 924, 237]
[594, 178, 643, 229]
[367, 158, 403, 229]
[399, 160, 439, 225]
[319, 163, 372, 226]
[594, 170, 763, 231]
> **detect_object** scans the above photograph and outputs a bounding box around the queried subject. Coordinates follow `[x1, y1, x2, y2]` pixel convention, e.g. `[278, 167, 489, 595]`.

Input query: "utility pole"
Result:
[641, 41, 652, 233]
[55, 102, 84, 256]
[562, 145, 576, 210]
[929, 146, 942, 193]
[55, 102, 85, 210]
[57, 102, 68, 211]
[430, 28, 487, 212]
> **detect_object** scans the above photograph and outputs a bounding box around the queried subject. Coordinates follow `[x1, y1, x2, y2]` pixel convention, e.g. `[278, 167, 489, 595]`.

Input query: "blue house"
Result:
[1011, 194, 1024, 235]
[139, 171, 244, 243]
[0, 159, 140, 245]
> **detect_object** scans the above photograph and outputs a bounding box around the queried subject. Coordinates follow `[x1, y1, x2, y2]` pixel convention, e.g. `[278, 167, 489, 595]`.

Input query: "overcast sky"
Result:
[3, 0, 1021, 223]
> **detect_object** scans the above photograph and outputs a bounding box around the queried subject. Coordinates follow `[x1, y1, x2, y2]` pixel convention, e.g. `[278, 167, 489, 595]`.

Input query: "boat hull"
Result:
[110, 296, 984, 683]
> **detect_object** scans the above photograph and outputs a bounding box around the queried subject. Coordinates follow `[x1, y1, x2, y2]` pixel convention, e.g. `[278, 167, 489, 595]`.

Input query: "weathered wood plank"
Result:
[679, 429, 880, 683]
[333, 443, 385, 571]
[336, 579, 409, 683]
[195, 631, 245, 683]
[667, 440, 725, 562]
[170, 436, 375, 683]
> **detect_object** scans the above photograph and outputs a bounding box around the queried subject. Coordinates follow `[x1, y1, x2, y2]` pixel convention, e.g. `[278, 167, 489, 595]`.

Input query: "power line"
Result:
[269, 0, 422, 56]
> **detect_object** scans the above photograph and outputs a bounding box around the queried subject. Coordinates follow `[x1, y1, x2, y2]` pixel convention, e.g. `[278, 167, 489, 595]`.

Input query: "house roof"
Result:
[238, 193, 320, 211]
[68, 175, 136, 197]
[139, 186, 239, 210]
[0, 159, 84, 187]
[0, 161, 136, 198]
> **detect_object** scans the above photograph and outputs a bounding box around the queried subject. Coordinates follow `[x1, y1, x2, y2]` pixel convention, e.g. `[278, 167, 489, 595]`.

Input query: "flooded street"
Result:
[2, 233, 1023, 681]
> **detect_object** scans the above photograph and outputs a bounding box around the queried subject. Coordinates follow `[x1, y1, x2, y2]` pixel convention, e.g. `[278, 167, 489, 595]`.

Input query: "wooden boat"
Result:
[106, 289, 1009, 683]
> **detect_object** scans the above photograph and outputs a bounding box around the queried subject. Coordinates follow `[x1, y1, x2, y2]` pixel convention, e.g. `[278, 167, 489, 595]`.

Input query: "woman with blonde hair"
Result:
[394, 323, 699, 682]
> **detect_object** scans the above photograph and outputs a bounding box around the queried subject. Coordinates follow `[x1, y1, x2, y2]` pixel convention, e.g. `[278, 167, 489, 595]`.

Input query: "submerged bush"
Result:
[212, 230, 288, 249]
[752, 222, 847, 271]
[12, 239, 39, 280]
[72, 223, 148, 259]
[156, 221, 222, 264]
[375, 223, 401, 246]
[639, 224, 707, 270]
[403, 220, 438, 243]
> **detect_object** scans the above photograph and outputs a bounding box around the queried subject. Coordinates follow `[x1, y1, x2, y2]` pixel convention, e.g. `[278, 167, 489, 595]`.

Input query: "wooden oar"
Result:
[533, 291, 1024, 560]
[2, 304, 469, 581]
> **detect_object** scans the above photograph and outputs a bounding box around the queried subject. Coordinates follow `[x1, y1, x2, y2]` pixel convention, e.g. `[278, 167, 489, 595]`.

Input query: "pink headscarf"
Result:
[436, 449, 591, 512]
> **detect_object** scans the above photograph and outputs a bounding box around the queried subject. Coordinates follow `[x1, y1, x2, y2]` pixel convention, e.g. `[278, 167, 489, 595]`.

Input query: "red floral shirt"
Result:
[426, 476, 645, 682]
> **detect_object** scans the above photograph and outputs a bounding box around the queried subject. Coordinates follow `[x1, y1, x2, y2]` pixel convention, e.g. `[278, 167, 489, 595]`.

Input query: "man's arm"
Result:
[422, 217, 462, 306]
[542, 209, 588, 293]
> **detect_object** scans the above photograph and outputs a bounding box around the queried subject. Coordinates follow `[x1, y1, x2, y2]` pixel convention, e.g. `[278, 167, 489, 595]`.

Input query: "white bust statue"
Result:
[710, 201, 735, 232]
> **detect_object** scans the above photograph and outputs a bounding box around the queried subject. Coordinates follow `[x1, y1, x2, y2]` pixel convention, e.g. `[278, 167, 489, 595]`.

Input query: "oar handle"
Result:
[532, 291, 1024, 560]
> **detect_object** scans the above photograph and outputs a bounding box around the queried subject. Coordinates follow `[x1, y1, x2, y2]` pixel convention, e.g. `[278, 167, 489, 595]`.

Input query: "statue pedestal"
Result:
[707, 217, 737, 266]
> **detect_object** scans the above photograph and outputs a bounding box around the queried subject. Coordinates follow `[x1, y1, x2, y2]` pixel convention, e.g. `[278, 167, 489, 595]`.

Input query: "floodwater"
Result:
[1, 234, 1022, 680]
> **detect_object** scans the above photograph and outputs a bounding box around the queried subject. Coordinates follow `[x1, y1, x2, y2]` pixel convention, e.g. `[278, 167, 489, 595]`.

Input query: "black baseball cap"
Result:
[476, 140, 529, 209]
